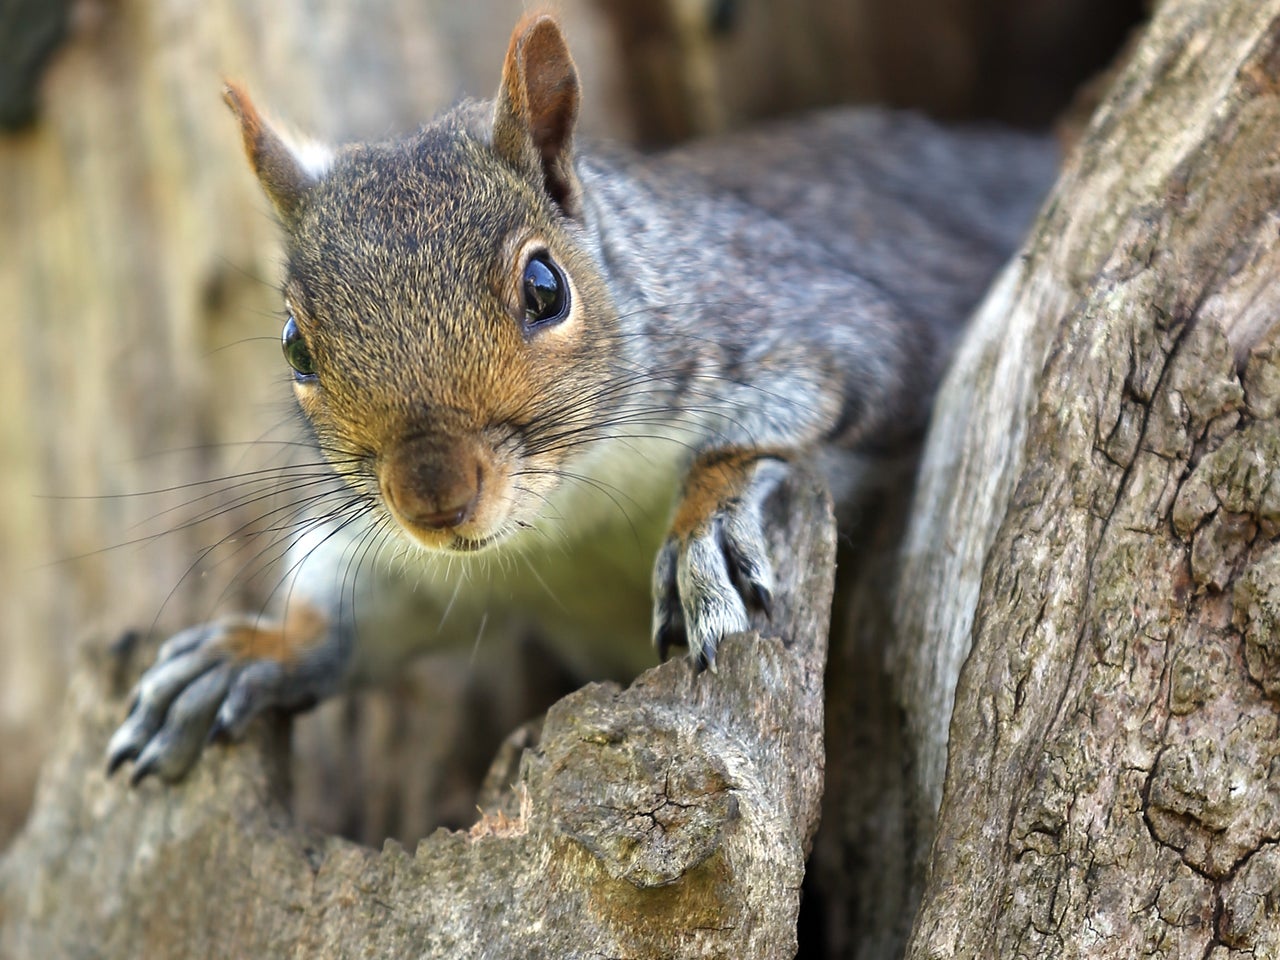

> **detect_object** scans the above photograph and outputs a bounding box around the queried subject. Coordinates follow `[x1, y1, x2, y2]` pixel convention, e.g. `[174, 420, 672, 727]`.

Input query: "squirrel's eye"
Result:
[282, 315, 317, 381]
[522, 253, 570, 327]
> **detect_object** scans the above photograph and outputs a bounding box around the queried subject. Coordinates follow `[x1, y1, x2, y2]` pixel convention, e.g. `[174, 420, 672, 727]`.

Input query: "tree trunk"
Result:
[888, 0, 1280, 956]
[18, 0, 1273, 957]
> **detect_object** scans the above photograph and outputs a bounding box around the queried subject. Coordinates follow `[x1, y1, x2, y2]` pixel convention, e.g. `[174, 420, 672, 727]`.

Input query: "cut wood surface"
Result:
[0, 474, 834, 959]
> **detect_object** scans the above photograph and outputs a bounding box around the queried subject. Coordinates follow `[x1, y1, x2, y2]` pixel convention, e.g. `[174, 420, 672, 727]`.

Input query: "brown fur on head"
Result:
[492, 12, 582, 216]
[224, 16, 621, 553]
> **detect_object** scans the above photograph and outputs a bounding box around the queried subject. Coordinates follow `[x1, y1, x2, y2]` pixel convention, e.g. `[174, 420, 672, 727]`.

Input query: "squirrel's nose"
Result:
[380, 440, 483, 532]
[400, 488, 478, 530]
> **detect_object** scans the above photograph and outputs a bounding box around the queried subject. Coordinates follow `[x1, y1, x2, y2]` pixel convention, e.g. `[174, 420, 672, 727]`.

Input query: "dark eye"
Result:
[282, 314, 317, 381]
[522, 253, 570, 327]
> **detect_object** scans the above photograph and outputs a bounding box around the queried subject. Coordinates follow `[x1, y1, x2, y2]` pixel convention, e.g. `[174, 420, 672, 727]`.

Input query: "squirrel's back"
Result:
[589, 107, 1055, 367]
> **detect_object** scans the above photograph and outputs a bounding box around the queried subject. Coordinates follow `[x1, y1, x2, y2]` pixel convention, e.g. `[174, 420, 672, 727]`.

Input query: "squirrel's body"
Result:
[108, 16, 1056, 782]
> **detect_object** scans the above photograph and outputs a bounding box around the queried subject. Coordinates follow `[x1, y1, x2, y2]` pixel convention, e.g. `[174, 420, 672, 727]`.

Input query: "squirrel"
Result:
[106, 13, 1056, 783]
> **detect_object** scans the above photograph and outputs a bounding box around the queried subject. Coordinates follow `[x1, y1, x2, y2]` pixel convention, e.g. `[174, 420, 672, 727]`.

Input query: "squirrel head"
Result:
[225, 15, 622, 553]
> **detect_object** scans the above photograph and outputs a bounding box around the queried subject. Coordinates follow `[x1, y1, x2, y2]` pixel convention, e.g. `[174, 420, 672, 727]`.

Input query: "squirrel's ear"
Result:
[222, 82, 331, 221]
[492, 14, 582, 217]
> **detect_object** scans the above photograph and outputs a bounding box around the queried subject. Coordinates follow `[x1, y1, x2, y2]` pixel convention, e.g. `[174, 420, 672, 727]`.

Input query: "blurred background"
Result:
[0, 0, 1145, 850]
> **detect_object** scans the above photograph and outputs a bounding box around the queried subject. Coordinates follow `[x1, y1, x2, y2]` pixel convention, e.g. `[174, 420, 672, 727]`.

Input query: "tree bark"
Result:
[0, 473, 833, 959]
[889, 0, 1280, 956]
[14, 0, 1257, 957]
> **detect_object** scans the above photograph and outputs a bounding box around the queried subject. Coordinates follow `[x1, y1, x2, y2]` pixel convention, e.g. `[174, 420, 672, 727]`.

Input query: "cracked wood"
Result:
[903, 1, 1280, 957]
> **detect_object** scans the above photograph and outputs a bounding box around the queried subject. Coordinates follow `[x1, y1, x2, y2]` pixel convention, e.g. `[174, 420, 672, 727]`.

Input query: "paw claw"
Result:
[106, 610, 342, 785]
[127, 737, 174, 788]
[751, 583, 774, 620]
[205, 716, 228, 746]
[652, 456, 785, 667]
[105, 744, 133, 778]
[106, 702, 162, 776]
[654, 622, 685, 662]
[128, 749, 160, 786]
[109, 629, 140, 661]
[214, 660, 285, 740]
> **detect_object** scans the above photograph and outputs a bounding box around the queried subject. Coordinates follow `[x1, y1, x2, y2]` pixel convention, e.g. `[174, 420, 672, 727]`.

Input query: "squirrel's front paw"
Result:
[106, 603, 341, 784]
[652, 453, 786, 667]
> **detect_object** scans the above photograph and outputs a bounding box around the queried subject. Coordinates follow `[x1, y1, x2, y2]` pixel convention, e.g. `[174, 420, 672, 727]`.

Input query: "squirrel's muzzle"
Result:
[378, 436, 486, 538]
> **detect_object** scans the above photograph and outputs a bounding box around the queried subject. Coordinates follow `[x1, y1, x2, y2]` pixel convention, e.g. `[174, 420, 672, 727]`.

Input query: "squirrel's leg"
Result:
[652, 450, 787, 667]
[104, 519, 381, 784]
[105, 597, 346, 784]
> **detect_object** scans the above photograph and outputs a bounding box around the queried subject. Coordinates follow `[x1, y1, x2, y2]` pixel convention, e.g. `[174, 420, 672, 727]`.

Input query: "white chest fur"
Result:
[285, 426, 691, 679]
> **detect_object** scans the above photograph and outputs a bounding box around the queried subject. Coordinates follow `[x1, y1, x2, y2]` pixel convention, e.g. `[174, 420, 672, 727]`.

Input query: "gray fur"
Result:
[109, 45, 1056, 782]
[579, 109, 1056, 459]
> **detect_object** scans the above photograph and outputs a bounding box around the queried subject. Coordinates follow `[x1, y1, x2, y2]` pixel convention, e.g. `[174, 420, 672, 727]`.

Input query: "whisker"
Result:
[467, 611, 489, 670]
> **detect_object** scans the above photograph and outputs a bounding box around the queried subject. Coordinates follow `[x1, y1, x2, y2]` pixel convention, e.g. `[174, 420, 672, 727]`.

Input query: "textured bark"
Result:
[0, 473, 833, 960]
[0, 0, 1172, 957]
[892, 0, 1280, 956]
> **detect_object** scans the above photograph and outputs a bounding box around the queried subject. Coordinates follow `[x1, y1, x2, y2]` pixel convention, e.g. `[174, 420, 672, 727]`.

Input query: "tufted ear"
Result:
[222, 82, 332, 221]
[492, 14, 582, 218]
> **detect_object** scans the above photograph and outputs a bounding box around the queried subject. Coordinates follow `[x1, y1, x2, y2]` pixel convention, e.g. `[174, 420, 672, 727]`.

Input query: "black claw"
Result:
[105, 749, 131, 778]
[654, 623, 686, 662]
[752, 583, 774, 620]
[206, 716, 228, 745]
[109, 629, 140, 660]
[129, 756, 158, 786]
[729, 551, 773, 616]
